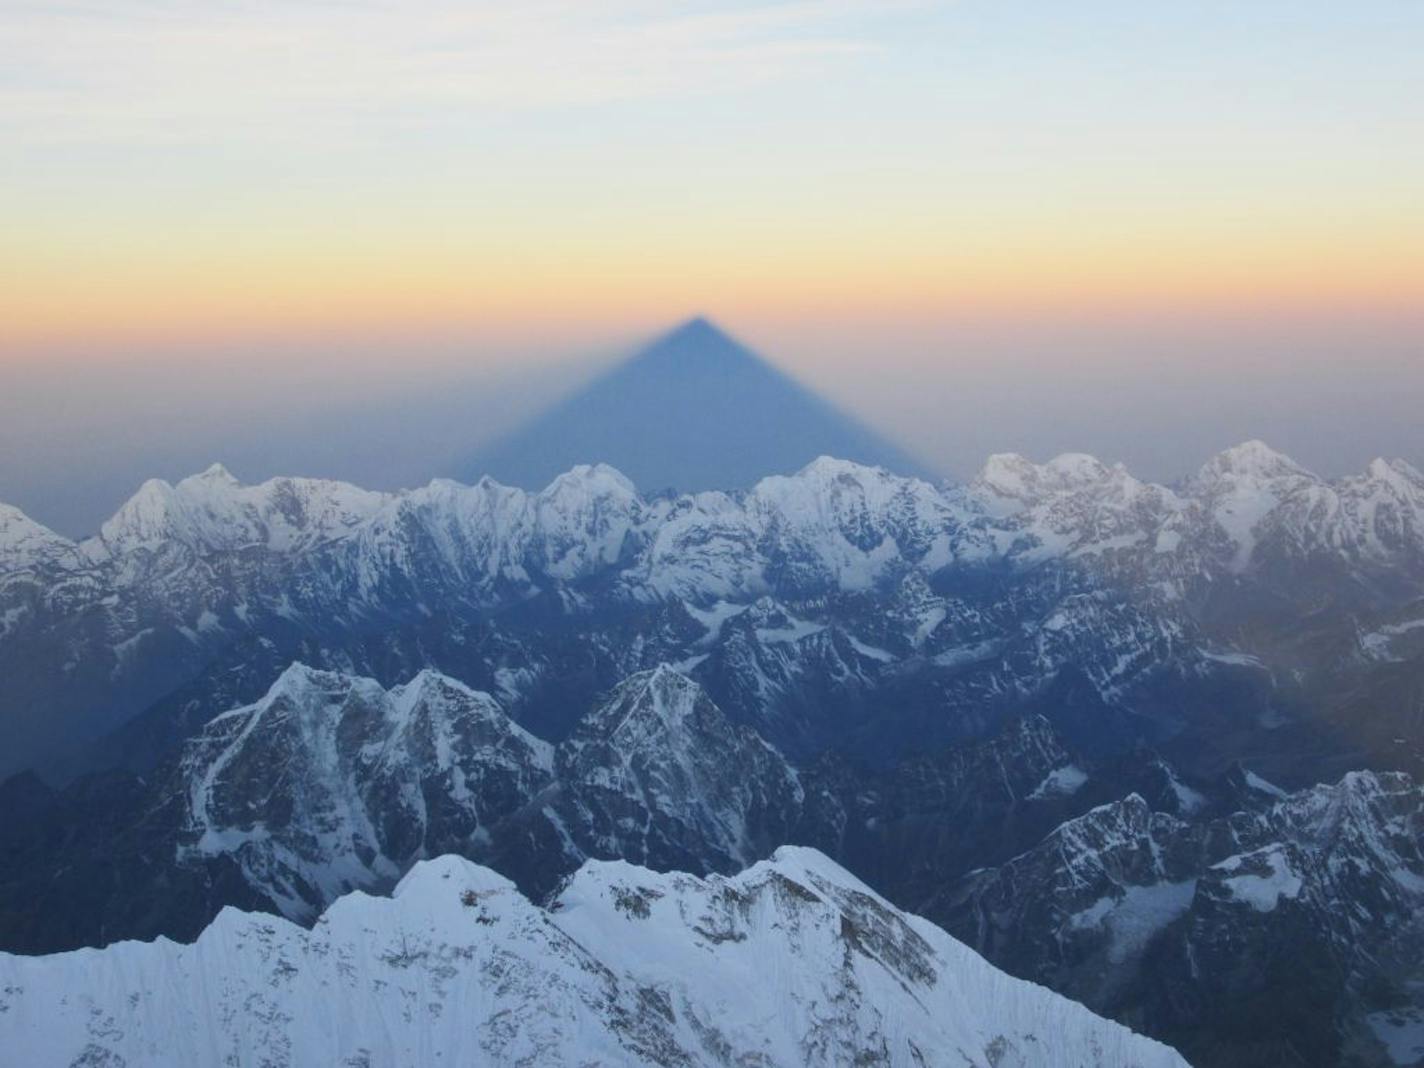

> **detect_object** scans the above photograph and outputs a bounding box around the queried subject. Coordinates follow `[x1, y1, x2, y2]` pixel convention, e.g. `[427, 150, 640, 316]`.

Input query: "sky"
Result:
[2, 0, 1422, 534]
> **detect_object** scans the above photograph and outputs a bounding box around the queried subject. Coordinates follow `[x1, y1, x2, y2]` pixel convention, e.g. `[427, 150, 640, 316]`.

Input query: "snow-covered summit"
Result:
[1194, 439, 1316, 484]
[0, 847, 1187, 1068]
[0, 502, 77, 572]
[975, 451, 1120, 503]
[89, 465, 391, 559]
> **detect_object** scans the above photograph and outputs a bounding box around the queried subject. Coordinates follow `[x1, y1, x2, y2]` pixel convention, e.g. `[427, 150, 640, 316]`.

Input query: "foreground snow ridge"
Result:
[0, 848, 1184, 1067]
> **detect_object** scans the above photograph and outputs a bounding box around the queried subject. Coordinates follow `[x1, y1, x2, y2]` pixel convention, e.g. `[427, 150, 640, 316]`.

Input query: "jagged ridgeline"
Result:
[2, 440, 1422, 784]
[6, 663, 1424, 1067]
[3, 440, 1424, 1067]
[0, 848, 1187, 1068]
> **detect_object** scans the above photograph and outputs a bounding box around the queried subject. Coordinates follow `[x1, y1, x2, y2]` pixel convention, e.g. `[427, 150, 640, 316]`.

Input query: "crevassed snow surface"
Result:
[0, 848, 1187, 1068]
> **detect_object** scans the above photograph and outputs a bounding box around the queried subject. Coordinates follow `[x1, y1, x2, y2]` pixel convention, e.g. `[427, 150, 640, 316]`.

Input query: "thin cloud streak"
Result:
[1, 1, 902, 146]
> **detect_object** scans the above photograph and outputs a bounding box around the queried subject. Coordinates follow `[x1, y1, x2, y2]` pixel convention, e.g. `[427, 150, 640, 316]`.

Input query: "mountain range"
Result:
[3, 440, 1421, 782]
[4, 441, 1424, 1066]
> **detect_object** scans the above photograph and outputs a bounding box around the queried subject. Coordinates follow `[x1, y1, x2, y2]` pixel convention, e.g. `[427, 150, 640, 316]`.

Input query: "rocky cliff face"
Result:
[938, 769, 1424, 1067]
[482, 666, 804, 896]
[6, 657, 1424, 1066]
[0, 667, 806, 949]
[174, 664, 555, 919]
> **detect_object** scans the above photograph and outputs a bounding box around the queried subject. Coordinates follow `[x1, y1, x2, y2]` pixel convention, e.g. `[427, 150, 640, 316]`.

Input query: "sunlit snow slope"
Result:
[0, 847, 1185, 1067]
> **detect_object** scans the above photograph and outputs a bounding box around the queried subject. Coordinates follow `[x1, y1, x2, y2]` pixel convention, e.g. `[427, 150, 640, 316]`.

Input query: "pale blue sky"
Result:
[2, 1, 1421, 532]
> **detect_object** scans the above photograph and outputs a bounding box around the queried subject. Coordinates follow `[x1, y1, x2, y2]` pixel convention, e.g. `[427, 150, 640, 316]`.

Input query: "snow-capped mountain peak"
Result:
[541, 460, 639, 499]
[534, 462, 643, 576]
[0, 502, 76, 573]
[90, 466, 391, 559]
[1194, 439, 1315, 485]
[247, 659, 374, 713]
[0, 848, 1187, 1067]
[96, 476, 181, 551]
[973, 451, 1120, 502]
[578, 663, 703, 741]
[1365, 456, 1420, 486]
[186, 461, 240, 485]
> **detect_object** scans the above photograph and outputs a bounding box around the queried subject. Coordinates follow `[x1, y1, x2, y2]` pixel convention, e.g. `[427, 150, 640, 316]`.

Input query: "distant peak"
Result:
[260, 662, 383, 709]
[390, 667, 506, 722]
[539, 463, 638, 499]
[173, 463, 239, 489]
[392, 853, 515, 901]
[1044, 452, 1111, 482]
[198, 462, 237, 482]
[266, 660, 330, 695]
[624, 663, 698, 699]
[0, 500, 55, 532]
[646, 662, 692, 685]
[792, 455, 887, 481]
[586, 665, 705, 738]
[1198, 440, 1313, 482]
[1366, 456, 1424, 487]
[401, 665, 457, 694]
[975, 450, 1115, 498]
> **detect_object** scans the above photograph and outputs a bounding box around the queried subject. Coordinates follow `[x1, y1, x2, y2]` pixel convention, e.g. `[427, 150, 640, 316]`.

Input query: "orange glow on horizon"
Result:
[5, 221, 1422, 357]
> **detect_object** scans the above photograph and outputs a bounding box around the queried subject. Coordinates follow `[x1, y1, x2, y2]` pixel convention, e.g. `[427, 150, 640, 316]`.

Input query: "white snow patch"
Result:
[1243, 769, 1288, 799]
[1070, 880, 1198, 965]
[911, 604, 948, 647]
[1028, 764, 1089, 800]
[670, 652, 710, 673]
[684, 599, 749, 643]
[755, 615, 825, 644]
[1164, 769, 1208, 815]
[1368, 1003, 1424, 1066]
[1215, 845, 1303, 912]
[1154, 529, 1182, 553]
[1201, 650, 1267, 669]
[933, 640, 999, 669]
[847, 635, 896, 662]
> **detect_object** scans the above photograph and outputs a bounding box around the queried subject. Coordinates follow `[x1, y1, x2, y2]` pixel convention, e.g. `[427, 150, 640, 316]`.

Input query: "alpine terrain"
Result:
[3, 438, 1424, 1066]
[0, 847, 1185, 1068]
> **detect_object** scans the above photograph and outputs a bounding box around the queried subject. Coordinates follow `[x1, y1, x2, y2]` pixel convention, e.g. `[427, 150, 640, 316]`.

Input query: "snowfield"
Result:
[0, 847, 1186, 1067]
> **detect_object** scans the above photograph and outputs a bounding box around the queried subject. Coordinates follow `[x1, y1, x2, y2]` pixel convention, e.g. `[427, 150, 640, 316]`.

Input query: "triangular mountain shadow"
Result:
[461, 317, 936, 493]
